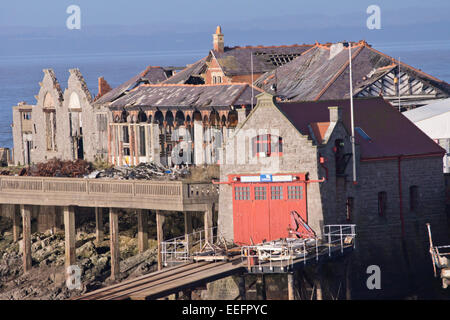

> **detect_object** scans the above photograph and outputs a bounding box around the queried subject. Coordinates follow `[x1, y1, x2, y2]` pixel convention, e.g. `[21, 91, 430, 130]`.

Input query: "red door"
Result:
[231, 174, 308, 245]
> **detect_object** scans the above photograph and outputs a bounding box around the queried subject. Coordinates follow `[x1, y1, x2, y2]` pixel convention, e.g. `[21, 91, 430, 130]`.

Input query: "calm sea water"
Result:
[0, 41, 449, 149]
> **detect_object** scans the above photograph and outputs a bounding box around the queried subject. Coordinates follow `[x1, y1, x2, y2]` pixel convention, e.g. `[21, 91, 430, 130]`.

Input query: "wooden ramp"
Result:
[75, 258, 245, 300]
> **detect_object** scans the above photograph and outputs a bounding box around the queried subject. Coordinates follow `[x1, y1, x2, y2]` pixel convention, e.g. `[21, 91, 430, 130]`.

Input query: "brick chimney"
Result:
[213, 26, 224, 53]
[95, 76, 112, 100]
[237, 106, 246, 125]
[328, 106, 342, 122]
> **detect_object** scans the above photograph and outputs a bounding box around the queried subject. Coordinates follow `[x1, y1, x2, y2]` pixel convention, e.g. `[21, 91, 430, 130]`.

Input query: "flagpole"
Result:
[348, 42, 357, 184]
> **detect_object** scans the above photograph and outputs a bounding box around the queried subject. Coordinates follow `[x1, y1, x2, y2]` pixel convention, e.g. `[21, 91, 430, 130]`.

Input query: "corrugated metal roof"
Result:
[403, 98, 450, 122]
[276, 97, 445, 159]
[108, 83, 262, 110]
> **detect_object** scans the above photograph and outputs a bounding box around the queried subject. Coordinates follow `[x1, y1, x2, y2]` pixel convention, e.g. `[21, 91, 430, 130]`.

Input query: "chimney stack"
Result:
[213, 26, 224, 53]
[328, 106, 342, 122]
[237, 106, 247, 125]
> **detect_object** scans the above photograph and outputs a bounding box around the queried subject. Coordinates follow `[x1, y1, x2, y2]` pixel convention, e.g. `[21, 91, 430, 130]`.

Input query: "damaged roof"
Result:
[276, 97, 445, 159]
[256, 41, 450, 101]
[108, 83, 263, 110]
[162, 58, 207, 84]
[94, 66, 169, 105]
[212, 44, 314, 77]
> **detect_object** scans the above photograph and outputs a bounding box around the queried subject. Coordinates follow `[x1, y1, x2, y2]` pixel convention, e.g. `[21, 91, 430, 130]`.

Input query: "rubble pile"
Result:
[86, 162, 190, 180]
[19, 159, 93, 178]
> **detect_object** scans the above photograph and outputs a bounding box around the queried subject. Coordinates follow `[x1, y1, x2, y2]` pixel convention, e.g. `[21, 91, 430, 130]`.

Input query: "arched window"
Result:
[252, 134, 283, 157]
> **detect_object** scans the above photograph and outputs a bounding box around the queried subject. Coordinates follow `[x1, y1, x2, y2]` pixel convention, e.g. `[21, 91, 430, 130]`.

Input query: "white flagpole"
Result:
[349, 43, 357, 184]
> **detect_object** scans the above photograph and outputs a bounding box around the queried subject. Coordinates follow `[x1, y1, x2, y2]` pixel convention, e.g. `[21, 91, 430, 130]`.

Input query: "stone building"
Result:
[218, 93, 449, 298]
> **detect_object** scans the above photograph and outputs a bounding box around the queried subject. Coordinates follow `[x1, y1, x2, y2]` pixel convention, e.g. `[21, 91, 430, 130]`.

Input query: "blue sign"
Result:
[260, 174, 273, 182]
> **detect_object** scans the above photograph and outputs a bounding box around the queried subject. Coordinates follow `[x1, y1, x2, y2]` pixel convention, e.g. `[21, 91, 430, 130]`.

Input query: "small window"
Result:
[410, 186, 419, 212]
[288, 186, 303, 200]
[123, 147, 130, 156]
[378, 192, 387, 217]
[122, 126, 130, 143]
[254, 187, 267, 200]
[139, 126, 146, 156]
[252, 134, 283, 157]
[23, 112, 31, 120]
[271, 186, 283, 200]
[346, 197, 354, 221]
[234, 187, 250, 200]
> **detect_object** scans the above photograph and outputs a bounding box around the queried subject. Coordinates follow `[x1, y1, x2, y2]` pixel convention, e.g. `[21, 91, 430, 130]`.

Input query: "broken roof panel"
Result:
[403, 98, 450, 122]
[108, 83, 263, 110]
[213, 45, 314, 77]
[94, 66, 168, 105]
[276, 97, 445, 159]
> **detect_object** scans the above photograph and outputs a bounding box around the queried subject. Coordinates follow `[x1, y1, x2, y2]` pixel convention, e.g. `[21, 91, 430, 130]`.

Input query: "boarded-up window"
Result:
[97, 114, 107, 132]
[252, 134, 283, 157]
[139, 126, 146, 156]
[45, 111, 57, 151]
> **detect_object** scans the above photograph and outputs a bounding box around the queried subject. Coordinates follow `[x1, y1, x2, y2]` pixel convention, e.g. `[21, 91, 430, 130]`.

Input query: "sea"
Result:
[0, 40, 449, 149]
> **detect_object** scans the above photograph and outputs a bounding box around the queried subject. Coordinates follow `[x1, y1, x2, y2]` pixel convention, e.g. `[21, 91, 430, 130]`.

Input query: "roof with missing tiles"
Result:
[161, 58, 207, 84]
[94, 66, 169, 105]
[255, 42, 450, 101]
[108, 83, 263, 110]
[212, 44, 314, 77]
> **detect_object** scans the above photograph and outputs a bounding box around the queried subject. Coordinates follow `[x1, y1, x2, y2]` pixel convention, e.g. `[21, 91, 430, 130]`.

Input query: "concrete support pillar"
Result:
[13, 204, 20, 242]
[204, 204, 213, 244]
[288, 273, 296, 300]
[156, 210, 165, 270]
[184, 211, 193, 251]
[109, 208, 120, 281]
[137, 209, 148, 253]
[95, 207, 104, 244]
[49, 206, 58, 234]
[63, 206, 76, 269]
[21, 205, 32, 273]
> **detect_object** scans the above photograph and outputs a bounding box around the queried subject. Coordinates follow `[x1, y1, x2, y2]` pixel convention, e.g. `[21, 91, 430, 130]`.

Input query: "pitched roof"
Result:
[212, 44, 314, 77]
[255, 41, 450, 101]
[403, 98, 450, 122]
[94, 66, 168, 105]
[162, 58, 207, 84]
[108, 83, 263, 110]
[275, 97, 445, 159]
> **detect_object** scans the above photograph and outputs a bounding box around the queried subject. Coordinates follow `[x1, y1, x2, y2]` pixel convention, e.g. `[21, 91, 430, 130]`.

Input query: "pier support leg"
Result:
[204, 204, 213, 244]
[64, 206, 76, 270]
[345, 258, 352, 300]
[95, 207, 104, 244]
[13, 204, 20, 242]
[238, 275, 246, 300]
[21, 205, 32, 273]
[137, 209, 148, 253]
[156, 211, 165, 270]
[256, 275, 266, 300]
[184, 212, 193, 251]
[109, 208, 120, 281]
[288, 273, 296, 300]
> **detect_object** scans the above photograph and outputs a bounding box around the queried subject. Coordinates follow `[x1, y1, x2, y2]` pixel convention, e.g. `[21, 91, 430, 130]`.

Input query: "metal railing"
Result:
[241, 224, 356, 272]
[323, 224, 356, 256]
[161, 226, 222, 267]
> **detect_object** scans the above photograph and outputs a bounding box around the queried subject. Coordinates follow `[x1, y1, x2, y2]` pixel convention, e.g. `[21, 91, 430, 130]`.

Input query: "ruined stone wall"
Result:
[12, 107, 25, 166]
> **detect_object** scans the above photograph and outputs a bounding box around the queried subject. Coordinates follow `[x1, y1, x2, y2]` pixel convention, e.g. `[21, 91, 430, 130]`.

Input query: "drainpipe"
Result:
[398, 155, 405, 238]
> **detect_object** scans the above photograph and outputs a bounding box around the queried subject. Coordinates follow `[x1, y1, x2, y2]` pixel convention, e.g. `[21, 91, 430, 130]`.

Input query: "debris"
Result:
[85, 162, 190, 180]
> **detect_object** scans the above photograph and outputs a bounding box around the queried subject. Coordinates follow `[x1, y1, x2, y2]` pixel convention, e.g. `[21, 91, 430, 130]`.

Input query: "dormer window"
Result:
[252, 134, 283, 157]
